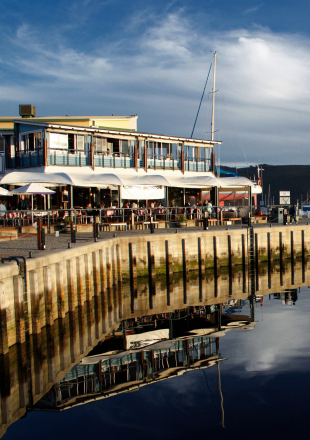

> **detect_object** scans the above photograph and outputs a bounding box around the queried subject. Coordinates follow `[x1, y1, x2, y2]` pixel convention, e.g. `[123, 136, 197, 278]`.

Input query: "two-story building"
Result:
[0, 105, 261, 210]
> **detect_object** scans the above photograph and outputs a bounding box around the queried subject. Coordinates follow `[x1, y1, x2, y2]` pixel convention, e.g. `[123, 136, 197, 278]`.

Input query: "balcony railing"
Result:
[48, 148, 91, 166]
[7, 147, 211, 173]
[7, 148, 44, 169]
[94, 152, 134, 168]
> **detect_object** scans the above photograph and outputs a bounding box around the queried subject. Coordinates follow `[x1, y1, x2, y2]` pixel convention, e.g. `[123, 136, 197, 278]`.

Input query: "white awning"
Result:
[121, 185, 165, 200]
[0, 167, 261, 192]
[219, 177, 255, 187]
[0, 169, 73, 186]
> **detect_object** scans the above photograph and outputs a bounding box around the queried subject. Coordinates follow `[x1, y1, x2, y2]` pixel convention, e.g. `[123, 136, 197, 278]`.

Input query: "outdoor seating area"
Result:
[0, 204, 252, 233]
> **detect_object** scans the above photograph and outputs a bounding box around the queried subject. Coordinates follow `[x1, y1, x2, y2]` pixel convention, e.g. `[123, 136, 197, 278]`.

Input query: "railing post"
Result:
[47, 211, 50, 234]
[44, 138, 48, 166]
[18, 211, 22, 233]
[144, 146, 147, 172]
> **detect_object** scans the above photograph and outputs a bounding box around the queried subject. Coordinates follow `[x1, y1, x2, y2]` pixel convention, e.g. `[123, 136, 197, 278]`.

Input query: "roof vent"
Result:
[19, 104, 36, 118]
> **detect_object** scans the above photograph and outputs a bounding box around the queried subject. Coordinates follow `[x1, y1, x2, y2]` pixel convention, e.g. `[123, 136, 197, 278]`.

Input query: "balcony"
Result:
[7, 147, 212, 173]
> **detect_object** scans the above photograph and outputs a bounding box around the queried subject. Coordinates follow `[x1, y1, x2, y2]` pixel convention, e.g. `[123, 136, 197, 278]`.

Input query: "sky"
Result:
[1, 0, 310, 166]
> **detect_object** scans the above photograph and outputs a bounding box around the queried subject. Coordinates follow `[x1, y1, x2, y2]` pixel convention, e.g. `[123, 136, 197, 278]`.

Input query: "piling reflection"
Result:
[0, 258, 308, 438]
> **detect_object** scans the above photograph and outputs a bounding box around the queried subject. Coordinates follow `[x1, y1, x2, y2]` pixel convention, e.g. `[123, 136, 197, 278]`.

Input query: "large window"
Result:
[49, 133, 68, 150]
[19, 132, 42, 152]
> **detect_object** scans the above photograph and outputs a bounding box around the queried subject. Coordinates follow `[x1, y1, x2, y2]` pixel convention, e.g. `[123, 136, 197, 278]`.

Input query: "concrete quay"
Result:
[0, 222, 309, 349]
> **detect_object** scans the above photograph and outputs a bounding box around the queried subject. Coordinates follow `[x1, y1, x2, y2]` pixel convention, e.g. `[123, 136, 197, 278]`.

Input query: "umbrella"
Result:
[9, 183, 56, 225]
[9, 183, 56, 195]
[0, 187, 11, 196]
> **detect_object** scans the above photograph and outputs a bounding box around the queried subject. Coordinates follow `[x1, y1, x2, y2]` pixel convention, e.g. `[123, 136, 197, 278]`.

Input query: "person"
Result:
[97, 201, 105, 209]
[289, 203, 298, 223]
[24, 197, 31, 210]
[185, 201, 191, 219]
[194, 200, 202, 219]
[206, 201, 213, 216]
[123, 201, 131, 222]
[0, 200, 7, 225]
[18, 195, 25, 211]
[85, 202, 94, 223]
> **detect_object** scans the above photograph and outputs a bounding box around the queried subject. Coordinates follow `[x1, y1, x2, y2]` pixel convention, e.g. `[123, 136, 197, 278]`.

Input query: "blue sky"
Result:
[1, 0, 310, 166]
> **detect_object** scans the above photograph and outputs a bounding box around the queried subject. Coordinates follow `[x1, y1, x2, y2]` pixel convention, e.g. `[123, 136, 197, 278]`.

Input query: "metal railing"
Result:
[45, 148, 211, 172]
[1, 205, 253, 232]
[48, 148, 91, 166]
[7, 147, 44, 169]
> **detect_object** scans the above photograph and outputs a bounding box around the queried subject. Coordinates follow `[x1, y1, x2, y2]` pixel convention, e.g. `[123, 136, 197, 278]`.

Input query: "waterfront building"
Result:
[0, 104, 261, 211]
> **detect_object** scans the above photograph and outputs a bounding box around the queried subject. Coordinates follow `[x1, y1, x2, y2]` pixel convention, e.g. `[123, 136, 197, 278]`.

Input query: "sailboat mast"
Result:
[211, 52, 217, 142]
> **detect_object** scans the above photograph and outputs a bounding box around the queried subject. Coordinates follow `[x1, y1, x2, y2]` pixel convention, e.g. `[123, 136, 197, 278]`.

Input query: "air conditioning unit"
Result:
[19, 104, 36, 118]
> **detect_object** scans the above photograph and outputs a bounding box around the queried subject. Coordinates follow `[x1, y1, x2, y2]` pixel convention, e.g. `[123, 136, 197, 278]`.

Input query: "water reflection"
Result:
[36, 306, 253, 412]
[1, 260, 309, 439]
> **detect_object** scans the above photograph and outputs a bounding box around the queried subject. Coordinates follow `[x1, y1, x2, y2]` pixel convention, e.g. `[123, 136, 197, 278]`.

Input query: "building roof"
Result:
[0, 115, 137, 121]
[14, 120, 222, 146]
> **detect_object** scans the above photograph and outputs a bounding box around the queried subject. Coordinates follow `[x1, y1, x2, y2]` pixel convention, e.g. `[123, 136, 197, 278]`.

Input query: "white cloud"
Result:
[1, 12, 310, 164]
[242, 4, 264, 15]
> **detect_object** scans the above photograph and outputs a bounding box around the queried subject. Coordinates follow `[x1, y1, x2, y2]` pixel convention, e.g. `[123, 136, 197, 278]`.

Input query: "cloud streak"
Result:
[242, 3, 264, 15]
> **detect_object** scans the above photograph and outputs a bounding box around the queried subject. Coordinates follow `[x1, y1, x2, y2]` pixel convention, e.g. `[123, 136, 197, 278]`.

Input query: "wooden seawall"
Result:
[0, 225, 309, 350]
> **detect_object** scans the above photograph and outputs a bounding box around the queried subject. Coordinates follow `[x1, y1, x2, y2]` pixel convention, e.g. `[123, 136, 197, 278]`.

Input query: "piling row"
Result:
[0, 225, 309, 349]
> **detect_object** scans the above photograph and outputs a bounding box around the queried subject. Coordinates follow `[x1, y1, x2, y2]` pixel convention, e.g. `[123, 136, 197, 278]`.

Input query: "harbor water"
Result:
[1, 261, 310, 440]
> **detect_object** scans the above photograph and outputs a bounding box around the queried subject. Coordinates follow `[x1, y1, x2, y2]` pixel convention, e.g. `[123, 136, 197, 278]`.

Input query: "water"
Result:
[2, 265, 310, 440]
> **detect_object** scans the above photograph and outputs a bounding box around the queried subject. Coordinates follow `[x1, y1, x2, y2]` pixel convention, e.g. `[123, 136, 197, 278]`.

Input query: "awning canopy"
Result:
[0, 167, 261, 192]
[121, 185, 165, 200]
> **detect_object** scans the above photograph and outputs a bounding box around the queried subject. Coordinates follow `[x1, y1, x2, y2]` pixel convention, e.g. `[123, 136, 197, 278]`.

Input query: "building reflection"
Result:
[270, 289, 299, 306]
[35, 305, 252, 411]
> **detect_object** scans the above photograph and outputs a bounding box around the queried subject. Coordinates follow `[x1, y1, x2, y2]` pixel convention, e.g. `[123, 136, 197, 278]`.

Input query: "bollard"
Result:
[71, 222, 76, 243]
[37, 220, 46, 250]
[93, 216, 99, 240]
[203, 216, 209, 230]
[150, 216, 155, 234]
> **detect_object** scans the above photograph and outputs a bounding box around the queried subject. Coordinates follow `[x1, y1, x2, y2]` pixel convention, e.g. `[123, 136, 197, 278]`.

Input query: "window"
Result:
[121, 140, 129, 155]
[35, 132, 42, 149]
[68, 134, 74, 152]
[28, 133, 35, 151]
[50, 133, 68, 150]
[94, 137, 107, 153]
[19, 131, 43, 152]
[76, 135, 84, 151]
[0, 137, 4, 153]
[20, 134, 26, 152]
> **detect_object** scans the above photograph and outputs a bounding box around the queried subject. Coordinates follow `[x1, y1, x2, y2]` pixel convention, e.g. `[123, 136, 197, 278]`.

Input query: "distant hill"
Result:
[221, 165, 310, 205]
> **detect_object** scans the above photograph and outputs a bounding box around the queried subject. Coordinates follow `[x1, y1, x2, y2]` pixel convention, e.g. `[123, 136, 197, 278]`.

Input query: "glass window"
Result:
[20, 134, 26, 152]
[76, 135, 84, 150]
[50, 133, 68, 150]
[121, 140, 129, 155]
[28, 133, 35, 151]
[94, 137, 107, 153]
[0, 137, 4, 153]
[35, 132, 42, 149]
